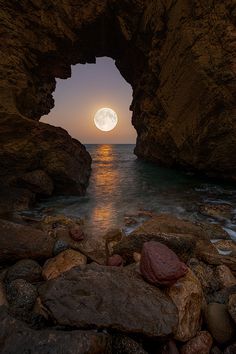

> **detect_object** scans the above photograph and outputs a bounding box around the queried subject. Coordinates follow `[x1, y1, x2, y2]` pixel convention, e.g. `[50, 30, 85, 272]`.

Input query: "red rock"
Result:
[69, 226, 84, 241]
[140, 241, 188, 286]
[180, 331, 213, 354]
[107, 255, 124, 267]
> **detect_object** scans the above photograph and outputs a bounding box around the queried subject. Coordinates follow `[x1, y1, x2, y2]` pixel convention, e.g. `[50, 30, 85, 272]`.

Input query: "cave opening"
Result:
[41, 57, 136, 145]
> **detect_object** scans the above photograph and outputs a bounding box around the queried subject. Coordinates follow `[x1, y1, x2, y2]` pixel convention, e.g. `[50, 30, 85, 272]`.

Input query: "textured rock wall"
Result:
[1, 0, 236, 204]
[133, 0, 236, 179]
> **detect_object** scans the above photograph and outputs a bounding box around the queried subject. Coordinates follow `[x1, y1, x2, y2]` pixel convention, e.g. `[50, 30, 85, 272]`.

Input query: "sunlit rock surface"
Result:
[166, 269, 203, 342]
[1, 0, 236, 204]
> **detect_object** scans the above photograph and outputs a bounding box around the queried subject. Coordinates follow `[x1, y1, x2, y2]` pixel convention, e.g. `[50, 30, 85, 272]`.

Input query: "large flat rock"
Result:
[0, 307, 111, 354]
[113, 214, 228, 263]
[39, 263, 178, 338]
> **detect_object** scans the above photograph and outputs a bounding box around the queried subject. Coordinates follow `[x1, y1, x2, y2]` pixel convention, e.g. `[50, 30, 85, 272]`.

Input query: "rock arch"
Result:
[1, 0, 236, 206]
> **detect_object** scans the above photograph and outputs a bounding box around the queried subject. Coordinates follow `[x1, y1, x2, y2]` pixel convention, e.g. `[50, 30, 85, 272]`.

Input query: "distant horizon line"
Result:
[85, 143, 136, 145]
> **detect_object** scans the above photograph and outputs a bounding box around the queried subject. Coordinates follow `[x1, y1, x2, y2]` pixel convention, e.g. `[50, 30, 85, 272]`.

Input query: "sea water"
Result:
[30, 144, 236, 237]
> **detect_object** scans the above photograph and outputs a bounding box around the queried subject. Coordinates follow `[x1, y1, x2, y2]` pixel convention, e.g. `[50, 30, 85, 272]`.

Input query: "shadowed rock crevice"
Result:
[1, 0, 236, 205]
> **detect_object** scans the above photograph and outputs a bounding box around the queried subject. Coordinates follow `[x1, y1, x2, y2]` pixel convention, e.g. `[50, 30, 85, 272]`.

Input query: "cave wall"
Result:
[1, 0, 236, 207]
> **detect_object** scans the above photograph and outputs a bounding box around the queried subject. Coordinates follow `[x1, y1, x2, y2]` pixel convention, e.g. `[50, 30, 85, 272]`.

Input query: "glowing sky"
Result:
[41, 57, 136, 144]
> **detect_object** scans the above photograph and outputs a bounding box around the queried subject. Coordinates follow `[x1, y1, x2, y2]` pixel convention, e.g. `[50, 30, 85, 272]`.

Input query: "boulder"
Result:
[39, 263, 178, 338]
[113, 215, 228, 263]
[161, 340, 180, 354]
[180, 331, 213, 354]
[131, 214, 228, 240]
[207, 285, 236, 304]
[0, 187, 35, 213]
[0, 308, 111, 354]
[53, 225, 106, 264]
[4, 259, 42, 283]
[205, 303, 236, 344]
[196, 240, 236, 275]
[69, 226, 84, 241]
[166, 269, 203, 342]
[216, 265, 236, 288]
[42, 249, 87, 280]
[133, 252, 141, 263]
[53, 239, 70, 255]
[199, 203, 233, 220]
[33, 297, 49, 320]
[0, 219, 55, 262]
[228, 294, 236, 324]
[213, 240, 236, 257]
[6, 279, 37, 312]
[187, 258, 220, 295]
[107, 254, 124, 267]
[18, 169, 54, 196]
[112, 334, 147, 354]
[140, 241, 187, 286]
[114, 231, 196, 264]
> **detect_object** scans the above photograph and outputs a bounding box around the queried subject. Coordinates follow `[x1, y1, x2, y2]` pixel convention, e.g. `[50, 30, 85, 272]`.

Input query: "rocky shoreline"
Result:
[0, 212, 236, 353]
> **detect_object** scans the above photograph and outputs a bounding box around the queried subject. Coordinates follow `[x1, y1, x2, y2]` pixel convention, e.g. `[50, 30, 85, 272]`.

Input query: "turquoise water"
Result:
[31, 144, 236, 236]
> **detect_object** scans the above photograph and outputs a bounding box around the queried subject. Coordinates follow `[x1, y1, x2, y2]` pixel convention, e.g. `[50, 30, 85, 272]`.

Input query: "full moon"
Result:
[94, 108, 118, 131]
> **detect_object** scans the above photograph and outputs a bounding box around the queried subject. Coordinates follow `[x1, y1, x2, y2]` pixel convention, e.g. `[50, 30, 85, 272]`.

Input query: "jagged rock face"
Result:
[1, 0, 236, 202]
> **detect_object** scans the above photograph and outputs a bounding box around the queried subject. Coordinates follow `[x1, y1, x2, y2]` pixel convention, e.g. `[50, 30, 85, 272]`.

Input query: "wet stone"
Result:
[140, 241, 188, 286]
[5, 259, 42, 284]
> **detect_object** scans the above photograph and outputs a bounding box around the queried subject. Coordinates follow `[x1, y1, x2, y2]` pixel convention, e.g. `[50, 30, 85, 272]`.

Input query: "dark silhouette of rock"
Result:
[140, 241, 188, 286]
[39, 263, 178, 337]
[0, 308, 111, 354]
[0, 219, 55, 262]
[4, 259, 42, 284]
[1, 1, 236, 202]
[0, 187, 35, 213]
[18, 169, 54, 196]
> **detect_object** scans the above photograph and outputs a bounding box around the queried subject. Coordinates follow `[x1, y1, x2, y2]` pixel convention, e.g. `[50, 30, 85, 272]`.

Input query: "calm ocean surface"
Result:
[31, 144, 236, 237]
